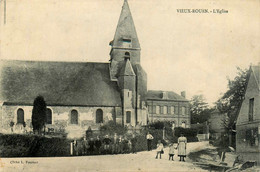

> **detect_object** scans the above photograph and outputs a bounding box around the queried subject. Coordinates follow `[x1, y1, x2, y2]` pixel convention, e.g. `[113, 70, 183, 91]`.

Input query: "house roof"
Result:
[146, 90, 189, 102]
[251, 64, 260, 89]
[0, 60, 122, 106]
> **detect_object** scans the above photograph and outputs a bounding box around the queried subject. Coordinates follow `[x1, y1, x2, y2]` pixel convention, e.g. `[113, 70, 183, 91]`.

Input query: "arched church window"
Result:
[96, 109, 103, 123]
[17, 108, 24, 124]
[71, 110, 78, 124]
[125, 52, 130, 56]
[126, 111, 131, 123]
[46, 108, 52, 124]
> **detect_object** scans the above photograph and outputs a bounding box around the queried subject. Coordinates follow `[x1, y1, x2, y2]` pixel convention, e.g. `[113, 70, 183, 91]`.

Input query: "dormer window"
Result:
[122, 38, 132, 48]
[122, 38, 131, 43]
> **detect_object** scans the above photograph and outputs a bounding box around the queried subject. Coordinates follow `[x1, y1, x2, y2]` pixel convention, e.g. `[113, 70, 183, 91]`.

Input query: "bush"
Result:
[100, 121, 127, 136]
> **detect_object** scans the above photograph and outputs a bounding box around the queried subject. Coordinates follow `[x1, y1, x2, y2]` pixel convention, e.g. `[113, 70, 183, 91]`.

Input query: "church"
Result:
[0, 0, 190, 135]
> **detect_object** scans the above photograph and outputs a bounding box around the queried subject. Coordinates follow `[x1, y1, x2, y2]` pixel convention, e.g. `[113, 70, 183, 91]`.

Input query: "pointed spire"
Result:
[112, 0, 140, 49]
[119, 58, 136, 76]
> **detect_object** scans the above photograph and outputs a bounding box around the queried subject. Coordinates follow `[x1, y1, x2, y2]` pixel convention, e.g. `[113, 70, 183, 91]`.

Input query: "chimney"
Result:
[181, 91, 186, 98]
[162, 91, 168, 99]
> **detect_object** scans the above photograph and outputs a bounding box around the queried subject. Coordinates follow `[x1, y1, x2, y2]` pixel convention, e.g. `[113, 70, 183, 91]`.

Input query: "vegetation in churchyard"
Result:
[32, 96, 47, 134]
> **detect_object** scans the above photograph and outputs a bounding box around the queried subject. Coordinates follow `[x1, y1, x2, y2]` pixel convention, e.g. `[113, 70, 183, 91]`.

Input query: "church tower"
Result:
[109, 0, 140, 80]
[110, 0, 147, 126]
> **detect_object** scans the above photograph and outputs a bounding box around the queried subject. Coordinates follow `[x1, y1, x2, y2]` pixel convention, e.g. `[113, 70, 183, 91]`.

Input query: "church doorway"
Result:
[96, 109, 103, 123]
[17, 108, 24, 124]
[70, 110, 78, 124]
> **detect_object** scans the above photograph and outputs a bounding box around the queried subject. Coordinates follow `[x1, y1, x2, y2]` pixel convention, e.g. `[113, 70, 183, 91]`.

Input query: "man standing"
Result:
[131, 134, 137, 153]
[94, 136, 102, 154]
[103, 135, 111, 154]
[88, 137, 95, 155]
[112, 133, 119, 154]
[82, 136, 89, 155]
[146, 132, 154, 151]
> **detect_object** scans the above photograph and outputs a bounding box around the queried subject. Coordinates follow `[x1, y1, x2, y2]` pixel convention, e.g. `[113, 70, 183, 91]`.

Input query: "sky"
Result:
[0, 0, 259, 105]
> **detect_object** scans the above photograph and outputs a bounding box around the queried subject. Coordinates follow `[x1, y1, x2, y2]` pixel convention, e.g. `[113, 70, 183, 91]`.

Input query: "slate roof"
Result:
[119, 59, 136, 76]
[146, 90, 189, 102]
[0, 60, 122, 106]
[112, 0, 140, 49]
[251, 64, 260, 88]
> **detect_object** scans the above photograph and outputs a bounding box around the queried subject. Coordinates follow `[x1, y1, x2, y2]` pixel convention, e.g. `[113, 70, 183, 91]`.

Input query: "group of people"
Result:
[155, 134, 187, 162]
[71, 133, 137, 156]
[71, 132, 188, 162]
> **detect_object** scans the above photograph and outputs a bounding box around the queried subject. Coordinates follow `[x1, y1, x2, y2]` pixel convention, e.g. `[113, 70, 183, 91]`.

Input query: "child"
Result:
[155, 140, 164, 159]
[168, 143, 175, 161]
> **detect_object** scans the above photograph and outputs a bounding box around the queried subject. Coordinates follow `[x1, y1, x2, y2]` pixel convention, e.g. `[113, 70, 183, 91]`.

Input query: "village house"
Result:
[146, 91, 190, 128]
[236, 63, 260, 164]
[208, 109, 227, 140]
[0, 0, 190, 136]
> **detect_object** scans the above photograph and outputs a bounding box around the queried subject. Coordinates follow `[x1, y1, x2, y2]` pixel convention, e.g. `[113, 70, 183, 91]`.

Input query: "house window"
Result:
[156, 106, 160, 114]
[17, 108, 24, 124]
[249, 98, 254, 121]
[246, 128, 258, 146]
[160, 106, 164, 114]
[46, 108, 52, 124]
[181, 121, 186, 128]
[186, 107, 189, 115]
[71, 110, 78, 124]
[148, 106, 152, 113]
[182, 107, 186, 115]
[163, 106, 167, 114]
[171, 106, 175, 114]
[96, 109, 103, 123]
[174, 106, 178, 114]
[126, 111, 131, 123]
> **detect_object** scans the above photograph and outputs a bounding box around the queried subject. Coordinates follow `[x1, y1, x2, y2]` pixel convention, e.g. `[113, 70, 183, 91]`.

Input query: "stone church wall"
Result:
[0, 105, 122, 137]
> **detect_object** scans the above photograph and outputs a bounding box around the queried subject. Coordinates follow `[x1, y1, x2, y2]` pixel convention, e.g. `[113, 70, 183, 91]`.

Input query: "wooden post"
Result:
[163, 127, 165, 140]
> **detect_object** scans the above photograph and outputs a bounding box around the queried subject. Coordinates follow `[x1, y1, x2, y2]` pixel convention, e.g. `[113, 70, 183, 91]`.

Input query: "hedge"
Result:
[0, 134, 71, 157]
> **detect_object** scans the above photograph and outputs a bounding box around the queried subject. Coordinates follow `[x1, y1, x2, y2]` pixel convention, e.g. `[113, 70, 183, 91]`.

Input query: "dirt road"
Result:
[0, 141, 209, 172]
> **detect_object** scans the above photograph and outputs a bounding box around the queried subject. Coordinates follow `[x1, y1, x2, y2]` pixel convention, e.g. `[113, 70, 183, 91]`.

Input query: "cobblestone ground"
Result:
[0, 142, 209, 172]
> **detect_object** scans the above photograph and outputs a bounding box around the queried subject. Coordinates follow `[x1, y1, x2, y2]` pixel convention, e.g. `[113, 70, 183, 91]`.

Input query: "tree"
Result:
[32, 95, 47, 134]
[190, 94, 211, 124]
[215, 67, 249, 147]
[216, 67, 249, 131]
